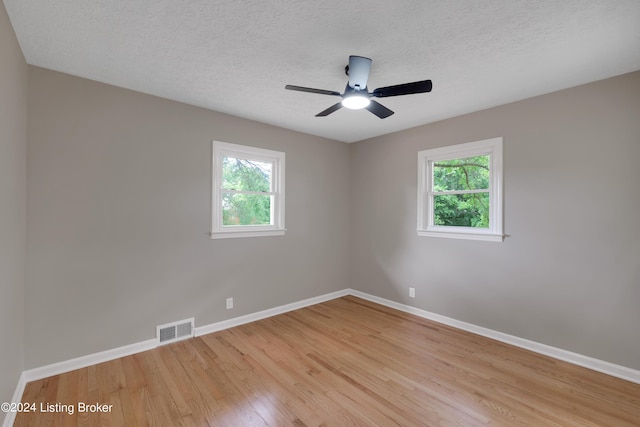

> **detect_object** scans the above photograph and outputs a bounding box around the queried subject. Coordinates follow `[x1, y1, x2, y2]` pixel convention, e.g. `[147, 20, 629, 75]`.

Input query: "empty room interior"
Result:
[2, 1, 640, 426]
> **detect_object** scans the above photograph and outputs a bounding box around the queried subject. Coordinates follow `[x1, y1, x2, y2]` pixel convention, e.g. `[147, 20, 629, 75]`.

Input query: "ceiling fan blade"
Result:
[372, 80, 432, 98]
[285, 85, 341, 97]
[315, 102, 344, 117]
[366, 100, 394, 119]
[347, 56, 372, 90]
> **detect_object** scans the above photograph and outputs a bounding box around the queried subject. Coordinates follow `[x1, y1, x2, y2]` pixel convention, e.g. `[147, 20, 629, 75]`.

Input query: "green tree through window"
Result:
[433, 155, 490, 228]
[221, 157, 273, 226]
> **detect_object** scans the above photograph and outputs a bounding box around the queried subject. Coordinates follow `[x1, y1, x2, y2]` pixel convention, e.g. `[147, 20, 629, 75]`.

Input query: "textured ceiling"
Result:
[5, 0, 640, 142]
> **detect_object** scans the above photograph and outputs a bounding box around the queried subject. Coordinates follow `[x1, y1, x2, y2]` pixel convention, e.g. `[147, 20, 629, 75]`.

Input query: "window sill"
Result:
[210, 228, 286, 239]
[417, 229, 504, 242]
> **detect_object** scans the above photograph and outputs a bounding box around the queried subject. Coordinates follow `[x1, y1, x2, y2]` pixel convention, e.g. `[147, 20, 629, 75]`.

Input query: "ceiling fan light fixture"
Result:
[342, 94, 370, 110]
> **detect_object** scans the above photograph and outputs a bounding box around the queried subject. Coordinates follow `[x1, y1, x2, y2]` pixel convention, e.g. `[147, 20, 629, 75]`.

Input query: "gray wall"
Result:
[350, 71, 640, 370]
[0, 0, 27, 417]
[25, 67, 351, 369]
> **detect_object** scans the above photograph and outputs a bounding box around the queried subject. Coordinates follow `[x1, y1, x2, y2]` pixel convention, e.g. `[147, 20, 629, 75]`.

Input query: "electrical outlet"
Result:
[409, 287, 415, 298]
[226, 297, 233, 309]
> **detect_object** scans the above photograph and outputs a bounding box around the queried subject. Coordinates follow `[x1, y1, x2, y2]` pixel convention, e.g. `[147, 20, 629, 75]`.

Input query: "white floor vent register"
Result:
[156, 318, 195, 345]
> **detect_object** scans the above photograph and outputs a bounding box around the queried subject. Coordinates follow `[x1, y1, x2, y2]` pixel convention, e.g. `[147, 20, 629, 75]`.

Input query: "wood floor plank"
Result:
[13, 296, 640, 426]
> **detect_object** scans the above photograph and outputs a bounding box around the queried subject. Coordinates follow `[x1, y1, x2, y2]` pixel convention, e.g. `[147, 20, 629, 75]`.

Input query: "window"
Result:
[417, 137, 503, 242]
[211, 141, 285, 239]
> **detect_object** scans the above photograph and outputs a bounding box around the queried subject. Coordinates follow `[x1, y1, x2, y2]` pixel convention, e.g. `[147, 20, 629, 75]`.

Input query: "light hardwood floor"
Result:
[14, 296, 640, 426]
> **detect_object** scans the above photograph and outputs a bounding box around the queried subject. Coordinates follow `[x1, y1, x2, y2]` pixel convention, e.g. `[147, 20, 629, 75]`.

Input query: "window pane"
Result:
[222, 193, 272, 226]
[434, 192, 489, 228]
[222, 157, 272, 192]
[433, 155, 489, 191]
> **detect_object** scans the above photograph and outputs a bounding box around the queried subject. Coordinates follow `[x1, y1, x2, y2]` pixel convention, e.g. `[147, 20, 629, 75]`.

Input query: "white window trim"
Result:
[417, 137, 504, 242]
[211, 141, 285, 239]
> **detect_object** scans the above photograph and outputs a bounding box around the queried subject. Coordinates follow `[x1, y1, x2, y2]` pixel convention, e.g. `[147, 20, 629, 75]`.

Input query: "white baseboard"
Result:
[22, 339, 157, 384]
[349, 289, 640, 385]
[7, 286, 638, 421]
[195, 289, 350, 336]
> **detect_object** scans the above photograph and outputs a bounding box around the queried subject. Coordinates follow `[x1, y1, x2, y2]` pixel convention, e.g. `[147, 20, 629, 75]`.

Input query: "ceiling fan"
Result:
[285, 55, 432, 119]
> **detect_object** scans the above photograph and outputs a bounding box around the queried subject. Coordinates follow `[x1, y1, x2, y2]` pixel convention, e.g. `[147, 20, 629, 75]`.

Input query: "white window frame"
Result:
[211, 141, 285, 239]
[417, 137, 503, 242]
